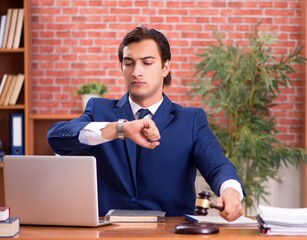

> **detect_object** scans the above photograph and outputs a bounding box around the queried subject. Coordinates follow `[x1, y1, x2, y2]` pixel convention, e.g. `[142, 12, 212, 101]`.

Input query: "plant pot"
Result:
[82, 94, 100, 109]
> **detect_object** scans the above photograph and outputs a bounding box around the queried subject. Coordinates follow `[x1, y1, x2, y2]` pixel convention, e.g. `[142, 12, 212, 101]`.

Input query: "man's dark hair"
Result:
[118, 25, 172, 86]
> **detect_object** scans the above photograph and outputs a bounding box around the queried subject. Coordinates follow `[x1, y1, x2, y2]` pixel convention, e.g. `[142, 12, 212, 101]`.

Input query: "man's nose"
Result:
[132, 62, 143, 77]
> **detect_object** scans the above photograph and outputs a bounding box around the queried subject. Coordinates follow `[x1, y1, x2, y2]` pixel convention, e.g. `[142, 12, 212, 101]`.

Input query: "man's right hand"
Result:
[123, 119, 160, 149]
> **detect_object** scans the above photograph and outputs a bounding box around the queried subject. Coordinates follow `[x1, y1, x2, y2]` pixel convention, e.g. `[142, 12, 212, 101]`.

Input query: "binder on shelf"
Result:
[10, 113, 24, 155]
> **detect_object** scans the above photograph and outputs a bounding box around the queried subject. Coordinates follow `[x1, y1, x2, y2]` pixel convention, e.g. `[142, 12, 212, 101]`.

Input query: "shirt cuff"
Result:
[78, 122, 110, 145]
[219, 179, 244, 201]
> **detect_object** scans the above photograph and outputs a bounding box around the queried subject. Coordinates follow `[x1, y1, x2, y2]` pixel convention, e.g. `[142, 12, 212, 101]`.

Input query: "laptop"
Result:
[3, 155, 112, 227]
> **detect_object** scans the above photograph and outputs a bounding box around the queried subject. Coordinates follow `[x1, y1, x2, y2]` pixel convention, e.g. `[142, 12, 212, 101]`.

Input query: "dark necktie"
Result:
[136, 108, 151, 171]
[137, 108, 151, 120]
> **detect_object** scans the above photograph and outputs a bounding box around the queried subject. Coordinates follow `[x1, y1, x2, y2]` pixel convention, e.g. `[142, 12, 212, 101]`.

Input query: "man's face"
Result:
[121, 39, 170, 106]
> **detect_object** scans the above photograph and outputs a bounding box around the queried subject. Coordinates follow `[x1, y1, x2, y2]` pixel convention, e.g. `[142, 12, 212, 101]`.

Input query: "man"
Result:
[48, 26, 244, 221]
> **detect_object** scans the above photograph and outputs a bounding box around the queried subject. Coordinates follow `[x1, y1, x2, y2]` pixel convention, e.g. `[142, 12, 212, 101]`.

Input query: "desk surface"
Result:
[15, 217, 306, 240]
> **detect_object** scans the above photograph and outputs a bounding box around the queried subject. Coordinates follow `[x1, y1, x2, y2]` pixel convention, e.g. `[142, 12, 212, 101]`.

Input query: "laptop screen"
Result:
[3, 155, 101, 227]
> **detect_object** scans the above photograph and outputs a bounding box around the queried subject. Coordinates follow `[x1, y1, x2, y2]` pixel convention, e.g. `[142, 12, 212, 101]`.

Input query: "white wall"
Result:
[261, 165, 300, 208]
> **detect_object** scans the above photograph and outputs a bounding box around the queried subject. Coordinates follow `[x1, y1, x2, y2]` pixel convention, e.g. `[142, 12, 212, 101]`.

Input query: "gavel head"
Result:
[194, 191, 212, 215]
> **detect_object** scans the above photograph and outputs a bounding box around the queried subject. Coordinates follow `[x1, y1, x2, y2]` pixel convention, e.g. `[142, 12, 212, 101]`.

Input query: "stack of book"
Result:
[0, 73, 25, 106]
[0, 207, 19, 238]
[256, 205, 307, 236]
[0, 8, 24, 49]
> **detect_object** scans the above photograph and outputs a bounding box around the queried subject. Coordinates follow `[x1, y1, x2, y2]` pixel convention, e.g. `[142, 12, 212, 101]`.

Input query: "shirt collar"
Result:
[129, 96, 163, 116]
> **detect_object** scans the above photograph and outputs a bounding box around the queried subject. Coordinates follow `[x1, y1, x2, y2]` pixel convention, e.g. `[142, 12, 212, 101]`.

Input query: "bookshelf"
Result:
[0, 0, 30, 156]
[0, 0, 30, 206]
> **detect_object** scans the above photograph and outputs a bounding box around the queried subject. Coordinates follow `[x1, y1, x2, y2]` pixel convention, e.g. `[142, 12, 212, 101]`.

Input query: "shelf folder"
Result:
[10, 113, 24, 155]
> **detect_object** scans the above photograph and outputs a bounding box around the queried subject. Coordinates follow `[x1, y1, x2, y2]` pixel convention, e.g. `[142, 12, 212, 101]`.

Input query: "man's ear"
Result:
[162, 60, 170, 77]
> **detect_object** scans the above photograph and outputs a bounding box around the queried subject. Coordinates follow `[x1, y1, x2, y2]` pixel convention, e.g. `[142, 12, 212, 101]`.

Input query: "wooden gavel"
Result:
[175, 191, 223, 234]
[194, 191, 224, 215]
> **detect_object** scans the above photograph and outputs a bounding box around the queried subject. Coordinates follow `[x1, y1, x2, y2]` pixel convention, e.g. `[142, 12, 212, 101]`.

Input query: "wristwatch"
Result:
[117, 119, 127, 140]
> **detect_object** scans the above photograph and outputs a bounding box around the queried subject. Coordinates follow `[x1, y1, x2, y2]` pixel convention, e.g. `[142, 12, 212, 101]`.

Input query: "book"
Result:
[184, 214, 257, 227]
[12, 9, 24, 49]
[0, 74, 13, 105]
[0, 74, 8, 97]
[0, 15, 6, 48]
[0, 207, 9, 222]
[104, 209, 166, 222]
[8, 73, 24, 105]
[2, 9, 12, 49]
[5, 9, 18, 49]
[0, 217, 19, 238]
[111, 222, 159, 230]
[256, 205, 307, 236]
[3, 75, 17, 106]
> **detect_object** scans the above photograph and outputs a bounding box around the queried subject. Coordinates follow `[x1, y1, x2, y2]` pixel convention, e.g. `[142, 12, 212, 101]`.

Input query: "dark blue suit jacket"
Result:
[47, 93, 243, 216]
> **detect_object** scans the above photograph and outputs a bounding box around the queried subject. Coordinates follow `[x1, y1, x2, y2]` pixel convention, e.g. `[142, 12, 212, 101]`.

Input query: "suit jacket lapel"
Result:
[152, 94, 175, 131]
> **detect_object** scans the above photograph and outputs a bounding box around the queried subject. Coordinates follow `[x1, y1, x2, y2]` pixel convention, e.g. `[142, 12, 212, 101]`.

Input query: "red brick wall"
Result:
[30, 0, 305, 146]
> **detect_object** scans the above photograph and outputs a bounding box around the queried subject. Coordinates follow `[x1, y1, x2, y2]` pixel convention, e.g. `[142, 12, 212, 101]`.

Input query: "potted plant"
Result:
[76, 82, 107, 108]
[190, 25, 307, 213]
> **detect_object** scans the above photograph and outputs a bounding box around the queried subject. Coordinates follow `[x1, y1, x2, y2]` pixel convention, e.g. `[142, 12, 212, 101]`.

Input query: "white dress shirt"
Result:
[78, 97, 162, 145]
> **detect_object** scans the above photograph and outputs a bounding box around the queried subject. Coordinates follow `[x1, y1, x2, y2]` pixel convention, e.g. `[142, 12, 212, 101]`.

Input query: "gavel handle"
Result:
[210, 203, 224, 211]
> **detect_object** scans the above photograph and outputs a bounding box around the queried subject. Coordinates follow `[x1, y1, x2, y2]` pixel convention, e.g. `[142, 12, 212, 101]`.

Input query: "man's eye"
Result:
[123, 61, 133, 66]
[143, 61, 153, 65]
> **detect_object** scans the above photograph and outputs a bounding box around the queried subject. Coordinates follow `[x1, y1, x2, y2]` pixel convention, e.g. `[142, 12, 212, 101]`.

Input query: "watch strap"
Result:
[117, 119, 127, 140]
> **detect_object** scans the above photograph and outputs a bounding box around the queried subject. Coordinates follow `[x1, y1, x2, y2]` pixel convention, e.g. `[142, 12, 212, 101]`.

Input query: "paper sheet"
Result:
[185, 215, 257, 226]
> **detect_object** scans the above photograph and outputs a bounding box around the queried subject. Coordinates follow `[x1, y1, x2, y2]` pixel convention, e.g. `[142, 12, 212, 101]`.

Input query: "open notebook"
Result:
[3, 155, 112, 227]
